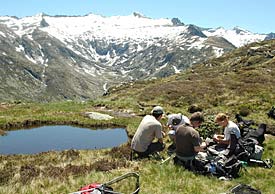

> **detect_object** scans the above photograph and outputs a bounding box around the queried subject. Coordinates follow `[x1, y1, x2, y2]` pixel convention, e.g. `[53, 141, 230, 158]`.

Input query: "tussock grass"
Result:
[1, 39, 275, 193]
[1, 105, 275, 194]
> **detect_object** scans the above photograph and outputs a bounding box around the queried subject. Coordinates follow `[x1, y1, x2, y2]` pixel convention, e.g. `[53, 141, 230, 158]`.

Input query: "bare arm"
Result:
[194, 142, 207, 152]
[216, 138, 230, 145]
[213, 134, 230, 145]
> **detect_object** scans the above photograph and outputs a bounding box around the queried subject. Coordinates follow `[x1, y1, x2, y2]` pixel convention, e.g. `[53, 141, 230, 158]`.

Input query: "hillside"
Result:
[1, 13, 272, 102]
[103, 39, 275, 126]
[1, 39, 275, 194]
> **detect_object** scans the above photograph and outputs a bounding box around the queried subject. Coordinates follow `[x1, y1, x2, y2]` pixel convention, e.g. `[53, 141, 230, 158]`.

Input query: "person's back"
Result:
[175, 112, 205, 160]
[175, 124, 201, 157]
[131, 115, 162, 152]
[166, 113, 190, 152]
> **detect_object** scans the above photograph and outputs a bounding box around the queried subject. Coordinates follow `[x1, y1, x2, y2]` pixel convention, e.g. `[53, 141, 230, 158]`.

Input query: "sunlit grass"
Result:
[1, 40, 275, 193]
[1, 101, 275, 194]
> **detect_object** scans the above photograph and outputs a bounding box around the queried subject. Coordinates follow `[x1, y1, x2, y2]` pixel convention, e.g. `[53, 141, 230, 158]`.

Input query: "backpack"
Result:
[235, 114, 255, 137]
[250, 145, 264, 160]
[230, 184, 261, 194]
[180, 153, 242, 179]
[78, 183, 113, 194]
[267, 106, 275, 119]
[235, 114, 266, 144]
[243, 123, 266, 145]
[215, 155, 243, 179]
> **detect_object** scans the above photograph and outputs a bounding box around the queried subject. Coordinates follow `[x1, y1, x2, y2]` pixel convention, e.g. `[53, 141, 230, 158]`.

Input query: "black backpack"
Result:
[235, 114, 255, 137]
[267, 106, 275, 119]
[215, 155, 243, 179]
[181, 154, 243, 179]
[235, 114, 266, 144]
[245, 124, 266, 145]
[230, 184, 261, 194]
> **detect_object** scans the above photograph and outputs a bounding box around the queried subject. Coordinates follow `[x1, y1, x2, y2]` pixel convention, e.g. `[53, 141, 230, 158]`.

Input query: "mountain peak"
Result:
[133, 12, 146, 18]
[233, 26, 250, 34]
[40, 17, 49, 27]
[0, 12, 273, 102]
[265, 32, 275, 40]
[34, 12, 49, 18]
[186, 24, 206, 37]
[171, 18, 184, 26]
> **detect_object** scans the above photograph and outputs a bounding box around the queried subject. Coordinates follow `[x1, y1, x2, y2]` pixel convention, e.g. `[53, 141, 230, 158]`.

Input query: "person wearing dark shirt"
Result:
[175, 112, 206, 161]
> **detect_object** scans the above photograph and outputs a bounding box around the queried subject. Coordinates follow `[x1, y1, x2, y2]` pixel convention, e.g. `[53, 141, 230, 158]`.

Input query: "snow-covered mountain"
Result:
[203, 26, 266, 47]
[0, 13, 273, 102]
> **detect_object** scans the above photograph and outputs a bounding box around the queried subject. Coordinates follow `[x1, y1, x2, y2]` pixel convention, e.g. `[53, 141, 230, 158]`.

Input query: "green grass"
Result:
[1, 39, 275, 193]
[0, 101, 275, 194]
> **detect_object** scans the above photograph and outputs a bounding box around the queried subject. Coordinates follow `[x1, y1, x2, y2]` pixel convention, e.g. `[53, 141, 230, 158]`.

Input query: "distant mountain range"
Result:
[0, 13, 274, 102]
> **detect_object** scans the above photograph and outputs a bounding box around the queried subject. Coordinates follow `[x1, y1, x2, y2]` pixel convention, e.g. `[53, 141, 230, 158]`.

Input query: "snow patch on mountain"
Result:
[15, 45, 24, 52]
[0, 12, 274, 102]
[203, 27, 266, 47]
[212, 46, 224, 57]
[173, 65, 181, 74]
[1, 13, 270, 69]
[0, 31, 6, 37]
[188, 37, 205, 50]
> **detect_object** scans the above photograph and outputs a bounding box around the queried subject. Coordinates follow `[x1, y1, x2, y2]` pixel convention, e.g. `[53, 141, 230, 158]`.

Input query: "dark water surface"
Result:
[0, 125, 128, 155]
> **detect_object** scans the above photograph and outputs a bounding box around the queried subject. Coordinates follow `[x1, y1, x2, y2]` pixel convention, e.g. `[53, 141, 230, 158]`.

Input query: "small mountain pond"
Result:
[0, 125, 128, 155]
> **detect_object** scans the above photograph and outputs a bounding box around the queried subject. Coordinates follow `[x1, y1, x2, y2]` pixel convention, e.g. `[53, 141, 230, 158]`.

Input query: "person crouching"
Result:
[131, 106, 165, 158]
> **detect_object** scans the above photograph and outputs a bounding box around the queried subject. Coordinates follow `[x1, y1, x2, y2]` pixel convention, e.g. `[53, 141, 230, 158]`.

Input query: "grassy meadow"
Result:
[0, 100, 275, 194]
[1, 39, 275, 193]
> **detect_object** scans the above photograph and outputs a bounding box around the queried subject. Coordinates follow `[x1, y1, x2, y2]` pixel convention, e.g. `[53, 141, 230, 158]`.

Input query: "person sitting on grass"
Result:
[131, 106, 165, 158]
[166, 113, 190, 153]
[175, 112, 206, 164]
[213, 113, 241, 152]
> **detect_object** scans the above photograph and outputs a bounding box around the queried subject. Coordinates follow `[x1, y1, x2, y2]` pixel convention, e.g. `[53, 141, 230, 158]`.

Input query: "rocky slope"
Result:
[0, 13, 273, 101]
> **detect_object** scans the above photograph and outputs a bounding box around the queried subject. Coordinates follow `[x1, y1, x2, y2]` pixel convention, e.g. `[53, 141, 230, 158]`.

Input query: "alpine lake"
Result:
[0, 125, 128, 155]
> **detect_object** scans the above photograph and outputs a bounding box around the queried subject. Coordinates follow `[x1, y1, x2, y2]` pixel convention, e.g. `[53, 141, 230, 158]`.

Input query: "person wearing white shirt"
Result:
[166, 113, 190, 146]
[214, 113, 241, 148]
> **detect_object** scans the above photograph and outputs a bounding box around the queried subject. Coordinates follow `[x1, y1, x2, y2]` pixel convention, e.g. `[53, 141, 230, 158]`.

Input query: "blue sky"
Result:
[0, 0, 274, 34]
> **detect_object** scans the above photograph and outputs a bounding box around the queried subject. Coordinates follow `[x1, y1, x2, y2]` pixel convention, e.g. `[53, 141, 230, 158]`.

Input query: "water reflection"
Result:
[0, 125, 128, 155]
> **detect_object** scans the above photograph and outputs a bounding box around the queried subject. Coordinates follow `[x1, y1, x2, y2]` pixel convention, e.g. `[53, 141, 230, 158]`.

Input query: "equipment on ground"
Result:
[69, 172, 140, 194]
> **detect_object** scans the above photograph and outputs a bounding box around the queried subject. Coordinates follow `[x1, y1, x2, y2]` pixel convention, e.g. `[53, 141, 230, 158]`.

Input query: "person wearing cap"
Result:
[131, 106, 165, 158]
[175, 112, 206, 163]
[166, 113, 190, 153]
